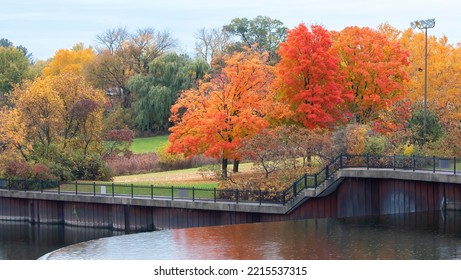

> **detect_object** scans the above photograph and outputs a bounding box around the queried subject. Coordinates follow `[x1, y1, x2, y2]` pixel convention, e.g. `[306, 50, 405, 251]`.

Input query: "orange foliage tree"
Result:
[332, 26, 410, 132]
[274, 24, 353, 129]
[168, 50, 277, 178]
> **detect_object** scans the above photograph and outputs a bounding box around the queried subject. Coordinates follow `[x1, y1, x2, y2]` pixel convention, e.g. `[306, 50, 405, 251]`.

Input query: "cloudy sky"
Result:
[2, 0, 460, 60]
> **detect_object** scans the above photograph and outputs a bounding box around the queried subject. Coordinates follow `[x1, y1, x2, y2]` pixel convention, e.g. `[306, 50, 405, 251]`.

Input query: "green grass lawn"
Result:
[54, 162, 253, 200]
[130, 135, 169, 154]
[57, 181, 218, 199]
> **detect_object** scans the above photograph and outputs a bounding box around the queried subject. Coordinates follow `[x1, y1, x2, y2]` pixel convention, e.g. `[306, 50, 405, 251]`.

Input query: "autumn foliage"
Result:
[400, 30, 461, 137]
[3, 18, 461, 184]
[12, 72, 105, 155]
[274, 24, 353, 129]
[168, 50, 277, 177]
[333, 26, 410, 131]
[42, 46, 95, 76]
[1, 67, 109, 180]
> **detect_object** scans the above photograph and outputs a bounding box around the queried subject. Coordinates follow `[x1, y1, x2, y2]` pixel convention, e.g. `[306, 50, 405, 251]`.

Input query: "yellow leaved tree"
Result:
[42, 44, 96, 77]
[380, 24, 461, 154]
[0, 107, 29, 160]
[11, 72, 106, 159]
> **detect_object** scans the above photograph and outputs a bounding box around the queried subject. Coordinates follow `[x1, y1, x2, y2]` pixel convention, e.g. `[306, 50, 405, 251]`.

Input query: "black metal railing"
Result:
[281, 153, 461, 205]
[0, 154, 459, 207]
[0, 178, 285, 206]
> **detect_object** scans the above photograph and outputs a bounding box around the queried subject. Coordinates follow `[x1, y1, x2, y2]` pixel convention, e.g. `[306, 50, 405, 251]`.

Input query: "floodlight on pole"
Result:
[410, 18, 435, 143]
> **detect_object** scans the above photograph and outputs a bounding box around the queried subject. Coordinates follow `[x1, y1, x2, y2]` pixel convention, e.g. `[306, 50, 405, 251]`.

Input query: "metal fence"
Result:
[0, 154, 459, 207]
[280, 153, 461, 205]
[341, 154, 459, 174]
[0, 178, 285, 206]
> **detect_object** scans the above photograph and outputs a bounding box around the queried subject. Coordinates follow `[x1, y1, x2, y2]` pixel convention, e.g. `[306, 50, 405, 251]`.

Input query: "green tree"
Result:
[128, 53, 209, 133]
[0, 38, 33, 62]
[408, 109, 443, 144]
[0, 38, 12, 47]
[223, 16, 287, 65]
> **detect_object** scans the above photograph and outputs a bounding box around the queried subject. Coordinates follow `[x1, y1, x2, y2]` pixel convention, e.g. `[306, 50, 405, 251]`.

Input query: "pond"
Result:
[0, 222, 121, 260]
[39, 210, 461, 260]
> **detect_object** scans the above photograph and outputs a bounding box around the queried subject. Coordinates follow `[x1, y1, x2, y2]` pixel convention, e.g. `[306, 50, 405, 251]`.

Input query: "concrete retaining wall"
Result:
[0, 169, 460, 230]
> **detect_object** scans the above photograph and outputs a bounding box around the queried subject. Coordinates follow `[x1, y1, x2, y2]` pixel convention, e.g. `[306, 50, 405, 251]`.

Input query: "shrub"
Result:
[105, 153, 159, 176]
[1, 159, 58, 186]
[408, 109, 443, 144]
[32, 163, 57, 180]
[364, 136, 391, 155]
[72, 154, 112, 181]
[216, 167, 306, 203]
[403, 143, 414, 156]
[47, 161, 75, 181]
[157, 144, 192, 170]
[3, 160, 32, 179]
[104, 128, 134, 157]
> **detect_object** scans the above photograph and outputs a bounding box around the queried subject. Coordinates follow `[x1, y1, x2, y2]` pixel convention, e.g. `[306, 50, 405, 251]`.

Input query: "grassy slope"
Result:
[115, 135, 256, 187]
[130, 135, 169, 154]
[113, 162, 254, 187]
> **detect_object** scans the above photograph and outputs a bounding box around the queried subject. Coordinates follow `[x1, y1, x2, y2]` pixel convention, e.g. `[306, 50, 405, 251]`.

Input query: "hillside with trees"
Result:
[1, 16, 461, 191]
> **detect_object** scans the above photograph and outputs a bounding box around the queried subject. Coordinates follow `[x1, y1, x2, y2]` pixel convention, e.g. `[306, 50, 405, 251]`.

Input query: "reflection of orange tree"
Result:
[168, 197, 446, 260]
[170, 220, 346, 260]
[171, 223, 278, 259]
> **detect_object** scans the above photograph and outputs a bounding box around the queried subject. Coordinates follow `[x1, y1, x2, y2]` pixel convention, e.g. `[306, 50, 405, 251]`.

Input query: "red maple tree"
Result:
[332, 26, 410, 132]
[274, 24, 353, 129]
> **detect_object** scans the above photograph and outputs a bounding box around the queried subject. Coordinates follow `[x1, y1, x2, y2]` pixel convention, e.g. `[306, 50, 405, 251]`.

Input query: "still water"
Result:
[0, 222, 122, 260]
[37, 210, 461, 260]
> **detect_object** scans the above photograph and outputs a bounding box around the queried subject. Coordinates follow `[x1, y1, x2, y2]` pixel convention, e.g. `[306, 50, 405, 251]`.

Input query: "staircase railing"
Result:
[281, 153, 460, 205]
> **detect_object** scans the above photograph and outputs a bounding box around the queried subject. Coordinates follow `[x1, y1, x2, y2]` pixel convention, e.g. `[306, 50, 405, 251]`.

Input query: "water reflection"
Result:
[0, 222, 122, 260]
[44, 211, 461, 260]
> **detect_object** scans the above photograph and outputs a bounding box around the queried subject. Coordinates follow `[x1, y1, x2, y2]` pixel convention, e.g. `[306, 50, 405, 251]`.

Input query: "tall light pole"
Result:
[411, 18, 435, 142]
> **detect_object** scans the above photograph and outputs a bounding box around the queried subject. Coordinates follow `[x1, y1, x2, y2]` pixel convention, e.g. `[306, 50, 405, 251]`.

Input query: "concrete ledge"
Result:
[1, 168, 458, 216]
[0, 189, 288, 214]
[338, 168, 461, 184]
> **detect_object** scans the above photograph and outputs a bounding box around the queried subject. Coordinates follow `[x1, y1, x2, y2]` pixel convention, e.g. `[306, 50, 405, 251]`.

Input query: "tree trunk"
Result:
[233, 160, 239, 173]
[18, 145, 29, 162]
[221, 157, 228, 179]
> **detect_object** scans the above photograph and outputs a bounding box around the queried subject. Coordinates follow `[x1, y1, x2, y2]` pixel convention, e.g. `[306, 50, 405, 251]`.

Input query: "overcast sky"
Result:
[2, 0, 460, 60]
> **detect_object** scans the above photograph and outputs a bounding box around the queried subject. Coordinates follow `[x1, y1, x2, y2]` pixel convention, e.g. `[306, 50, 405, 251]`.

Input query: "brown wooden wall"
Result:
[280, 177, 450, 221]
[0, 177, 460, 230]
